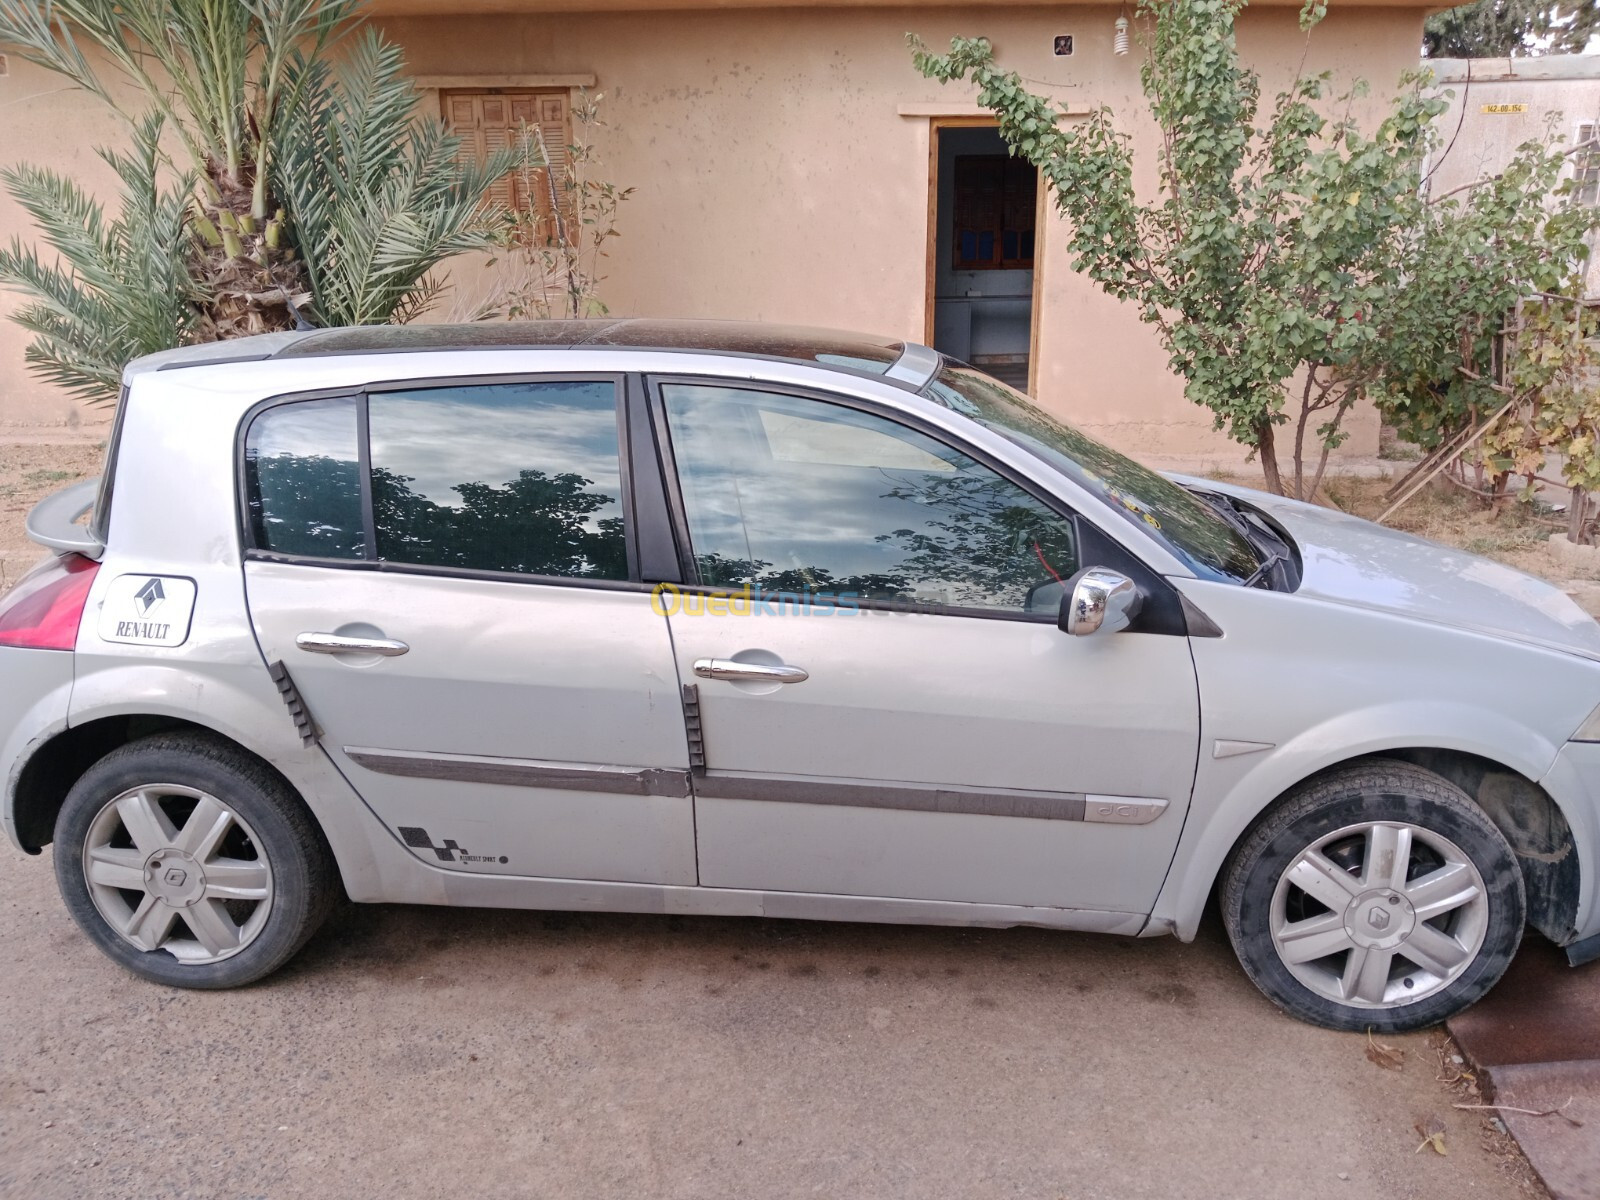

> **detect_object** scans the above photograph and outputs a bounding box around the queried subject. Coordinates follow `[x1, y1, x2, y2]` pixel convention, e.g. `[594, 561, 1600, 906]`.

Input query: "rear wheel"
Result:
[1221, 761, 1524, 1032]
[53, 732, 336, 988]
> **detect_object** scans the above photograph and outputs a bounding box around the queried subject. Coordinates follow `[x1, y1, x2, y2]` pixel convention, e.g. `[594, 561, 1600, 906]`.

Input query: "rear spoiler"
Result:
[25, 478, 104, 559]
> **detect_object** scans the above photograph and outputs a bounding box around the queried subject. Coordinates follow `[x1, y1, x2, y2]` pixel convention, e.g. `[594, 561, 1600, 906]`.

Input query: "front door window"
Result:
[661, 383, 1077, 615]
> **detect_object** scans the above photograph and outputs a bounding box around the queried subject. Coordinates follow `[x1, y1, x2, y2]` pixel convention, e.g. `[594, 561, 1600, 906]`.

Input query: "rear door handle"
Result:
[693, 658, 808, 684]
[296, 632, 410, 657]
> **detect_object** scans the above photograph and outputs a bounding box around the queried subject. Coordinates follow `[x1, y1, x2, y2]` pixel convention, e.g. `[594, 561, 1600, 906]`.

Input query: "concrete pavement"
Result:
[1449, 939, 1600, 1200]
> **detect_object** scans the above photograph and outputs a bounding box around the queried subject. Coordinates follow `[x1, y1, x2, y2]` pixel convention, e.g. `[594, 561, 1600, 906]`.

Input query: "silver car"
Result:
[3, 321, 1597, 1030]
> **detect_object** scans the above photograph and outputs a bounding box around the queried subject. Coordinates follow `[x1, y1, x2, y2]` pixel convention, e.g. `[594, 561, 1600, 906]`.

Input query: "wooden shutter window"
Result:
[952, 155, 1036, 270]
[443, 89, 574, 241]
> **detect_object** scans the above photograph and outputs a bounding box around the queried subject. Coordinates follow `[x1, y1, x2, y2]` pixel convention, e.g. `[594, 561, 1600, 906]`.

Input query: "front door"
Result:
[240, 378, 696, 885]
[655, 379, 1199, 914]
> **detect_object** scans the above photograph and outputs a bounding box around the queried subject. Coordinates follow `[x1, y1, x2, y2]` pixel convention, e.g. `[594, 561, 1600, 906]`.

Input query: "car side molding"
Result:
[344, 747, 1171, 826]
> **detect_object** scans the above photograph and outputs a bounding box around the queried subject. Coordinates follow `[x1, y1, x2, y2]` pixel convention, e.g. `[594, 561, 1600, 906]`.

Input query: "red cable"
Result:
[1033, 540, 1063, 583]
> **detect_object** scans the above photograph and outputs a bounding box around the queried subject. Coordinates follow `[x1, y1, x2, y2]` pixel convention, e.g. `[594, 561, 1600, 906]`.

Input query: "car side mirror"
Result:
[1060, 567, 1142, 636]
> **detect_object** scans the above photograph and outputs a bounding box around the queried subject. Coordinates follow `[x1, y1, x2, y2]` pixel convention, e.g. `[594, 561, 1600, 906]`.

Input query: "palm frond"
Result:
[273, 28, 510, 326]
[0, 115, 198, 405]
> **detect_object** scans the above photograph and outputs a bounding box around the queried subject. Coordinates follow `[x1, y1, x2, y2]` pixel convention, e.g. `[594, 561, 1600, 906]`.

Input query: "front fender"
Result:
[1150, 700, 1569, 940]
[1153, 576, 1600, 943]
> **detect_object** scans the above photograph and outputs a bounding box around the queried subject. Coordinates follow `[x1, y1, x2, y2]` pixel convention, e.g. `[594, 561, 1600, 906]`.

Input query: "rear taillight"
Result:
[0, 554, 99, 650]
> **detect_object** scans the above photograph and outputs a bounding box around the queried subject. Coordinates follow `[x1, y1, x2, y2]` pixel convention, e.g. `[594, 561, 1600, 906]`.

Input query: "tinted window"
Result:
[662, 384, 1077, 613]
[245, 397, 366, 559]
[368, 381, 628, 579]
[924, 364, 1261, 583]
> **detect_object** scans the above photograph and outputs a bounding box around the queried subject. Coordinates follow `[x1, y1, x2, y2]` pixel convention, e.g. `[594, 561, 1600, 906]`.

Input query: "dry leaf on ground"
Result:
[1365, 1030, 1406, 1071]
[1414, 1115, 1448, 1156]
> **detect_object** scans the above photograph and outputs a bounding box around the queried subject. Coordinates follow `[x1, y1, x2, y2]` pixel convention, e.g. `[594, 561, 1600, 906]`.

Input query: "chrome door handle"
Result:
[693, 657, 809, 684]
[296, 632, 410, 657]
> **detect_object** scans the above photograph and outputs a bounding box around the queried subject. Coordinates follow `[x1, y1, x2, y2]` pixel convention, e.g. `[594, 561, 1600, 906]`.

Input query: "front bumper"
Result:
[1540, 741, 1600, 946]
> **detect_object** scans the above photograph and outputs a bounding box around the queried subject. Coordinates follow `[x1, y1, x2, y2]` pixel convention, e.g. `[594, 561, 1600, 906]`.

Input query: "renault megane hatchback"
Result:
[3, 320, 1598, 1031]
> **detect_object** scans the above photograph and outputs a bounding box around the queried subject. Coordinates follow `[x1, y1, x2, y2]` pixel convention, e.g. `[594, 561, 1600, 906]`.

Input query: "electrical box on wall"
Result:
[1052, 35, 1074, 57]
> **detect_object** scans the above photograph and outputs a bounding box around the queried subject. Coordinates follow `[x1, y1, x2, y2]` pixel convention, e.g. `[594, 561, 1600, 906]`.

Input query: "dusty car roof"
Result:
[127, 319, 911, 382]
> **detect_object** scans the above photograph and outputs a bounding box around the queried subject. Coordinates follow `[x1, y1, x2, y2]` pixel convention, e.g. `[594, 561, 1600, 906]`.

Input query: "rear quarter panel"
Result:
[0, 645, 76, 851]
[66, 374, 430, 903]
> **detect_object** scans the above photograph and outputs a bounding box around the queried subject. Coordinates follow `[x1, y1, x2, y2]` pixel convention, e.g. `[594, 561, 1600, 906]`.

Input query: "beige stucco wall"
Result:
[1424, 64, 1600, 298]
[0, 3, 1428, 463]
[391, 3, 1421, 464]
[0, 50, 140, 439]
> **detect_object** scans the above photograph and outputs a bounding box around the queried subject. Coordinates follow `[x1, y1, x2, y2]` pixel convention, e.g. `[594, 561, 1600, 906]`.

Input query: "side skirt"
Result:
[416, 868, 1148, 935]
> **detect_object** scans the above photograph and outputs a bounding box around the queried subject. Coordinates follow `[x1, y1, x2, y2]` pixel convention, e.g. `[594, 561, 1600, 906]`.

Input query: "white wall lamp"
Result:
[1113, 9, 1131, 55]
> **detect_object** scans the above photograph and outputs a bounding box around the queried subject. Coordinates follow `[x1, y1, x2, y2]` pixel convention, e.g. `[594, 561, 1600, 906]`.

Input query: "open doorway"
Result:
[926, 124, 1040, 393]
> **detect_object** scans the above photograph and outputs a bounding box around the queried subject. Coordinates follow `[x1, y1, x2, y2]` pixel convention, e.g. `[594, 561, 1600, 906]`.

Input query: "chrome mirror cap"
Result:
[1061, 567, 1142, 636]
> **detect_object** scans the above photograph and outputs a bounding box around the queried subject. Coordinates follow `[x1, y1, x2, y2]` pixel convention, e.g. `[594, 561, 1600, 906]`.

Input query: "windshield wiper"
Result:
[1191, 489, 1286, 587]
[1240, 548, 1287, 589]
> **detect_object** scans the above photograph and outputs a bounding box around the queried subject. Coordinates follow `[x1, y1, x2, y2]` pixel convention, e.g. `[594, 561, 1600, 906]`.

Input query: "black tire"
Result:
[1221, 760, 1524, 1032]
[53, 732, 337, 989]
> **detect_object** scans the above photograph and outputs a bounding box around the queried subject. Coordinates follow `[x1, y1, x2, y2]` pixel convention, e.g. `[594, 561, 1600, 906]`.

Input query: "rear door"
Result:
[652, 378, 1201, 916]
[240, 375, 696, 884]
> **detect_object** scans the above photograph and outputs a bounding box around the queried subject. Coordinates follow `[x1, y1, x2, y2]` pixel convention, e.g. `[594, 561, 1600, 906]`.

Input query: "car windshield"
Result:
[923, 364, 1263, 583]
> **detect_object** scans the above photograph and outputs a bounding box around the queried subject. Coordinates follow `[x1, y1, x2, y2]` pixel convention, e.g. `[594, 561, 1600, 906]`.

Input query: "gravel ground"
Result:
[0, 437, 1546, 1199]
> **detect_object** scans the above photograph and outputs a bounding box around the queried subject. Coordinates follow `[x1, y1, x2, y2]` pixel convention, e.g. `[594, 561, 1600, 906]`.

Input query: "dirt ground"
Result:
[0, 438, 1555, 1199]
[0, 441, 103, 590]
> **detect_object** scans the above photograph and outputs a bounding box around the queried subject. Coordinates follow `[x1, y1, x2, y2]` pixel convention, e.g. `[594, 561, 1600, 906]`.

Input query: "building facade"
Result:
[1424, 54, 1600, 300]
[0, 0, 1435, 463]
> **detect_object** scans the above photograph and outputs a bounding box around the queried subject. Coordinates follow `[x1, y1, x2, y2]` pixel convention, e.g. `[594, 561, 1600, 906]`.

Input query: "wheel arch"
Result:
[1154, 736, 1587, 947]
[12, 715, 302, 854]
[6, 708, 412, 906]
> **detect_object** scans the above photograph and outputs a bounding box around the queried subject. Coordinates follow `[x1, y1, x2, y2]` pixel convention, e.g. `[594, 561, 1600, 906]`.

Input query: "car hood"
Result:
[1169, 475, 1600, 662]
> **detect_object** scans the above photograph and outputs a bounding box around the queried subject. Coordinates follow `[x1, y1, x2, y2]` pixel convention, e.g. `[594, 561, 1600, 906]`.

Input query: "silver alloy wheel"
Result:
[1269, 820, 1489, 1009]
[82, 784, 274, 964]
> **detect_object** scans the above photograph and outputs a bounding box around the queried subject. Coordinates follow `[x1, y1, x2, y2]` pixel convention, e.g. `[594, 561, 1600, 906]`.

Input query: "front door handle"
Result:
[693, 658, 809, 684]
[296, 632, 410, 657]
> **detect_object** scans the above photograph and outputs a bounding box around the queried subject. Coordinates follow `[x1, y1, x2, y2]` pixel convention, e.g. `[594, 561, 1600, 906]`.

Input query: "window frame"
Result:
[441, 87, 576, 240]
[1574, 121, 1600, 208]
[645, 373, 1100, 624]
[950, 153, 1037, 272]
[235, 372, 663, 592]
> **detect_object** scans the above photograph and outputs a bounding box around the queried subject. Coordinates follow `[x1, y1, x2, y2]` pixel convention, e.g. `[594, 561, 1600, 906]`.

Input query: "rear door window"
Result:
[244, 397, 366, 560]
[242, 380, 631, 581]
[367, 382, 628, 579]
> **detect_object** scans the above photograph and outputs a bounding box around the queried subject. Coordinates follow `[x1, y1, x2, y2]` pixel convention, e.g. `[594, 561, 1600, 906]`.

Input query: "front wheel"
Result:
[1221, 761, 1524, 1032]
[53, 732, 337, 989]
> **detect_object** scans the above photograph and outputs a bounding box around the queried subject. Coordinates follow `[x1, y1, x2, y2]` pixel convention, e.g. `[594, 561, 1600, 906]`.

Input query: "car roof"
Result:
[125, 319, 938, 389]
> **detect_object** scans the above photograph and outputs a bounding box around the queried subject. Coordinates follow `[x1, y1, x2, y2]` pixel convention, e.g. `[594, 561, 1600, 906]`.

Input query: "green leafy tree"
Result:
[1424, 0, 1600, 58]
[912, 0, 1592, 498]
[1371, 128, 1592, 455]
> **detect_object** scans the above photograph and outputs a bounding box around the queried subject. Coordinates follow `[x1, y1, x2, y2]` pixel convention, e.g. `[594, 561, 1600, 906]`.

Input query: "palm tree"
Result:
[0, 0, 360, 335]
[0, 0, 517, 402]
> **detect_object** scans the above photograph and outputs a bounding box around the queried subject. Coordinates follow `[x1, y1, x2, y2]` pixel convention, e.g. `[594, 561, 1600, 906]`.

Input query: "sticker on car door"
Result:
[97, 574, 197, 648]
